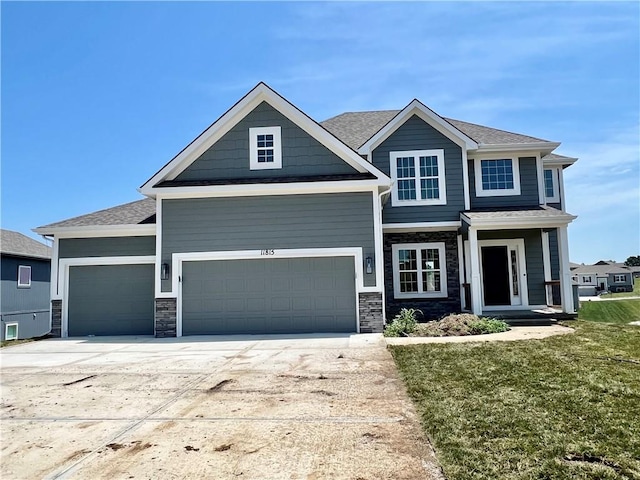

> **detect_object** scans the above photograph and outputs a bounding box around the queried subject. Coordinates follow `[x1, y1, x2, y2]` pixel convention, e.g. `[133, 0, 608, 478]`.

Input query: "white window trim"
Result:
[17, 265, 31, 288]
[5, 323, 18, 341]
[392, 242, 448, 299]
[474, 156, 521, 197]
[544, 167, 560, 203]
[390, 149, 447, 206]
[613, 274, 626, 283]
[249, 126, 282, 170]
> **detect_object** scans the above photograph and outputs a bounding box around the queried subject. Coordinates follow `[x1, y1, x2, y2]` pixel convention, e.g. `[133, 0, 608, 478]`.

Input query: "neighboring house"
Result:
[34, 83, 578, 338]
[571, 262, 635, 295]
[0, 229, 51, 340]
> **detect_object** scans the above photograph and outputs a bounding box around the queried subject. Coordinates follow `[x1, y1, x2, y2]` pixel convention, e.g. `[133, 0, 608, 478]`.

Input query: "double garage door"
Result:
[182, 257, 357, 335]
[67, 257, 356, 336]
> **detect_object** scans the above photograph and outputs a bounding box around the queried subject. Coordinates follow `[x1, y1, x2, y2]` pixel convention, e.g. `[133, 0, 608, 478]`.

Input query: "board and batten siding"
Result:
[174, 101, 358, 182]
[372, 115, 465, 223]
[161, 193, 377, 291]
[58, 236, 156, 258]
[478, 229, 546, 305]
[547, 228, 560, 280]
[469, 157, 540, 208]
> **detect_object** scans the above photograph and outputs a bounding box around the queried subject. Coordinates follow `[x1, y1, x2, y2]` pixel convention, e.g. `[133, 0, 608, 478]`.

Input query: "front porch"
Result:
[459, 206, 577, 316]
[482, 306, 577, 325]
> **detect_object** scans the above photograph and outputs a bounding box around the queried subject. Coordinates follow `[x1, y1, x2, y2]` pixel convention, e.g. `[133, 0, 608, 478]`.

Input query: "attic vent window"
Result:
[250, 126, 282, 170]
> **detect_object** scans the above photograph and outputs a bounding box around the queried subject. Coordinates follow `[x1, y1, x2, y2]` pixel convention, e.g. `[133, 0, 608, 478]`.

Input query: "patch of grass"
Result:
[600, 278, 640, 299]
[579, 299, 640, 324]
[390, 321, 640, 479]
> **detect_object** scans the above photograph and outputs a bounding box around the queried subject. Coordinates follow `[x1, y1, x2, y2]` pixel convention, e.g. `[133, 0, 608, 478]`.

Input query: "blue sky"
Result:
[2, 1, 638, 264]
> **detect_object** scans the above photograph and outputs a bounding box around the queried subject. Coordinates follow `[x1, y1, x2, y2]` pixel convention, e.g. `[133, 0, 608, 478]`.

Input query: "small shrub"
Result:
[383, 308, 422, 337]
[469, 317, 510, 335]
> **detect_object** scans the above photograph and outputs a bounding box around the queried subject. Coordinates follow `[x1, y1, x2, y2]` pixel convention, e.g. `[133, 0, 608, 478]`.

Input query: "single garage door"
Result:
[68, 264, 154, 336]
[182, 257, 356, 335]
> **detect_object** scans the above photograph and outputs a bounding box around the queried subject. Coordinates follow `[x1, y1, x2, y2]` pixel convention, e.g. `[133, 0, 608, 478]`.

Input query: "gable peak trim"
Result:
[140, 83, 389, 195]
[357, 99, 479, 155]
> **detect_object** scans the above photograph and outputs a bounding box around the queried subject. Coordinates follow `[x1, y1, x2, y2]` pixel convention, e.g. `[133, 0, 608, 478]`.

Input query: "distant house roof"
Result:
[571, 263, 633, 276]
[1, 229, 51, 259]
[36, 198, 156, 230]
[320, 110, 550, 151]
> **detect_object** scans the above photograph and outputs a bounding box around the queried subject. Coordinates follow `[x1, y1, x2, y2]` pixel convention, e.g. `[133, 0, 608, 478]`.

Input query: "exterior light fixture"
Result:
[161, 263, 170, 280]
[365, 257, 373, 274]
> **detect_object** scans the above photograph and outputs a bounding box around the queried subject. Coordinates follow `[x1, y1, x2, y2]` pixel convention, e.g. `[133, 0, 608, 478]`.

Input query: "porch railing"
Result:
[545, 280, 561, 306]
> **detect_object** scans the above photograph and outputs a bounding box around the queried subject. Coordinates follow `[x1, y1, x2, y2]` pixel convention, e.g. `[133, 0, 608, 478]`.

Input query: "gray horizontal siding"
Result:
[162, 193, 376, 291]
[372, 115, 465, 223]
[0, 311, 50, 341]
[469, 157, 540, 208]
[1, 255, 50, 316]
[478, 229, 545, 305]
[175, 101, 358, 182]
[59, 236, 156, 258]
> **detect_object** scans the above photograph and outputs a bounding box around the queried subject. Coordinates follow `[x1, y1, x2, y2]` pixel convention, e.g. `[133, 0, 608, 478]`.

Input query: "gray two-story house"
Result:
[34, 83, 577, 337]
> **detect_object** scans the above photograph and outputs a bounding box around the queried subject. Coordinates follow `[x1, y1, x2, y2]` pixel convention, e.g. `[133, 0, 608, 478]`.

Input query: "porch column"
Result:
[557, 225, 575, 313]
[468, 227, 483, 314]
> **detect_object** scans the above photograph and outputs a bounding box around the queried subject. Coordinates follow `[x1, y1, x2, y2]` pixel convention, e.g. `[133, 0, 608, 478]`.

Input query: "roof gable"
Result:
[140, 83, 389, 195]
[170, 101, 362, 184]
[356, 100, 478, 155]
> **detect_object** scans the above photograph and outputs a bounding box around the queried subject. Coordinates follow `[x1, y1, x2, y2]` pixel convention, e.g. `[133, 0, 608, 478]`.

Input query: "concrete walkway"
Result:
[579, 295, 640, 302]
[385, 325, 574, 345]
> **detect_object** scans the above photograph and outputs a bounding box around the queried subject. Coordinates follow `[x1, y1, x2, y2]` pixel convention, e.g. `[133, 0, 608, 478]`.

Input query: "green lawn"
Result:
[600, 278, 640, 299]
[390, 321, 640, 479]
[579, 299, 640, 324]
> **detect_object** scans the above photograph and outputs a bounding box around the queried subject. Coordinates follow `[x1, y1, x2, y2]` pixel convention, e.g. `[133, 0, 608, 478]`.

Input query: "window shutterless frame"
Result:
[17, 265, 31, 288]
[473, 156, 521, 197]
[544, 168, 560, 203]
[389, 150, 446, 206]
[5, 323, 18, 341]
[392, 242, 448, 298]
[249, 126, 282, 170]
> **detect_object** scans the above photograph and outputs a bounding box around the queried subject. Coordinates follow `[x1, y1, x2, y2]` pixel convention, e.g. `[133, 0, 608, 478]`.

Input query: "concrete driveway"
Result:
[1, 334, 440, 480]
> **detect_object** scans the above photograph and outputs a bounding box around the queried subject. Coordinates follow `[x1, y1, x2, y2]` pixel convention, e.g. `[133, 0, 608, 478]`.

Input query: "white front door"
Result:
[479, 239, 529, 309]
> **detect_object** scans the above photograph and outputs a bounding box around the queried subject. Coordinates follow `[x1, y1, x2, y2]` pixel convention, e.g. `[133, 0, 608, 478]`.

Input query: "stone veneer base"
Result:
[358, 292, 384, 333]
[155, 298, 177, 338]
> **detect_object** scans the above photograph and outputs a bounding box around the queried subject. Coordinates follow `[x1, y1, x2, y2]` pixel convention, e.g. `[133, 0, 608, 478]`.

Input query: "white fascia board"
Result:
[382, 221, 461, 233]
[543, 157, 578, 167]
[146, 179, 386, 200]
[357, 100, 478, 155]
[459, 213, 577, 230]
[471, 142, 561, 155]
[33, 224, 156, 238]
[140, 83, 389, 194]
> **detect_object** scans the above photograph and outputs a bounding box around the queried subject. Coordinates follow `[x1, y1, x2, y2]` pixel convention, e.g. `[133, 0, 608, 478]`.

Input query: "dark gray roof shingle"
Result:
[320, 111, 550, 150]
[1, 229, 52, 259]
[37, 198, 156, 229]
[462, 205, 573, 220]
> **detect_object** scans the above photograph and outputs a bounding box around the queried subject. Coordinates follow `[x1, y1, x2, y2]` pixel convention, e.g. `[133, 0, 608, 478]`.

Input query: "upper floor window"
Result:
[544, 168, 560, 203]
[582, 275, 592, 283]
[18, 265, 31, 288]
[392, 242, 448, 298]
[390, 150, 446, 206]
[613, 274, 626, 283]
[474, 157, 521, 197]
[249, 126, 282, 170]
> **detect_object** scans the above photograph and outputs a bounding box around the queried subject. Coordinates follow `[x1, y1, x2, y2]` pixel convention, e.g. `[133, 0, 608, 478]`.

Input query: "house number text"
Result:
[261, 249, 275, 256]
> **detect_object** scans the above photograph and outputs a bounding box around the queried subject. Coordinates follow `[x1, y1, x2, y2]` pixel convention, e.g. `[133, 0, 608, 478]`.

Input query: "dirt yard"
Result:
[1, 334, 441, 479]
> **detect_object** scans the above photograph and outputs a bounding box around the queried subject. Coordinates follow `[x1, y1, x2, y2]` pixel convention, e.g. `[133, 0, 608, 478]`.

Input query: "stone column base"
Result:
[155, 298, 177, 338]
[359, 292, 383, 333]
[51, 300, 62, 338]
